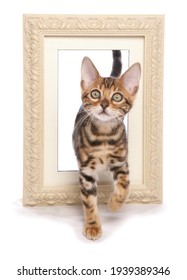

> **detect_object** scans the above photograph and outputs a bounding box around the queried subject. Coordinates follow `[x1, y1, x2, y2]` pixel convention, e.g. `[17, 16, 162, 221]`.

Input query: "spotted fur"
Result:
[73, 51, 141, 240]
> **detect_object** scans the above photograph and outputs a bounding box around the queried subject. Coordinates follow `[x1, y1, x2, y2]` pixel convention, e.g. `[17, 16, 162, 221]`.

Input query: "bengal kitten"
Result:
[73, 51, 141, 240]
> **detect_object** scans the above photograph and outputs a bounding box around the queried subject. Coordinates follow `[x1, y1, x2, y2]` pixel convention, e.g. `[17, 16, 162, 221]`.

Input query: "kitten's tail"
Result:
[110, 50, 122, 78]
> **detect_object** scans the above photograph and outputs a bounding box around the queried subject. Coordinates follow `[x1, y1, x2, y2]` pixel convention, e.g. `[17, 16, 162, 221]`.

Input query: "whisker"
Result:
[74, 108, 97, 133]
[108, 108, 125, 124]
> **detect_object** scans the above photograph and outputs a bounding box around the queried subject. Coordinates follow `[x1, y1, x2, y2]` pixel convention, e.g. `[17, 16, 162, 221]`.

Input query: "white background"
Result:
[0, 0, 187, 279]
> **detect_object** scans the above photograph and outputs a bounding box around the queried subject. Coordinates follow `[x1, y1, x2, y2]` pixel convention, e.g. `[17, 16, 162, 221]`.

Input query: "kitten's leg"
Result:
[79, 170, 102, 240]
[108, 163, 129, 211]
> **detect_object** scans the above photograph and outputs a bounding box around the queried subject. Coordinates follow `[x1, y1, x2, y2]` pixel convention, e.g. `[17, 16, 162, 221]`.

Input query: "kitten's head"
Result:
[81, 56, 141, 122]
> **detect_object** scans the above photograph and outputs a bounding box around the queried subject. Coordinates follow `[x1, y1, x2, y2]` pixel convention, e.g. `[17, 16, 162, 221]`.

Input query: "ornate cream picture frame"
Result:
[23, 15, 164, 206]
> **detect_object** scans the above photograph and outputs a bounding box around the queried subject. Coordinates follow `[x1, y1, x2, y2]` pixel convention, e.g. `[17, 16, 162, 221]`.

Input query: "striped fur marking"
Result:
[72, 51, 141, 239]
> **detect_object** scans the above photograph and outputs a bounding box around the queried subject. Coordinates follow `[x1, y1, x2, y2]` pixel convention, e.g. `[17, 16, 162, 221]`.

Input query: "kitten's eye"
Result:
[112, 92, 123, 102]
[90, 90, 101, 99]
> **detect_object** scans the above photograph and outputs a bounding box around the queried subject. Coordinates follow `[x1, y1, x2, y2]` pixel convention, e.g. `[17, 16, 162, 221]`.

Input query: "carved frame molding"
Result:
[23, 15, 164, 206]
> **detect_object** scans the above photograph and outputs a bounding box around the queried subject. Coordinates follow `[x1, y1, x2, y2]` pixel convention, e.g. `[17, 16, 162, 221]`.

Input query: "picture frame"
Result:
[23, 14, 164, 206]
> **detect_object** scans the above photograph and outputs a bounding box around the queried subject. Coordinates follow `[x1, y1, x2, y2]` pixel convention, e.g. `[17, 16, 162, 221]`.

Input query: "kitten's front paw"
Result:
[83, 225, 102, 240]
[108, 191, 128, 211]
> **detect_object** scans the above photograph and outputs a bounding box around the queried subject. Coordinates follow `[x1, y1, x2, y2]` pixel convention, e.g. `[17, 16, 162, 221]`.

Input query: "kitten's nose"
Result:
[100, 99, 109, 110]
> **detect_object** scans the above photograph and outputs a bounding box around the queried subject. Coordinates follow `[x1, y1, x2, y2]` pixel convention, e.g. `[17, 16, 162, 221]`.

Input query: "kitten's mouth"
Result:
[92, 108, 114, 121]
[97, 109, 115, 121]
[99, 109, 109, 116]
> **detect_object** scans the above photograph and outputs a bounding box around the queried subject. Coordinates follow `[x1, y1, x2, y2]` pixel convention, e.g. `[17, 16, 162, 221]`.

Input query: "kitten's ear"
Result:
[121, 63, 141, 96]
[81, 57, 100, 90]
